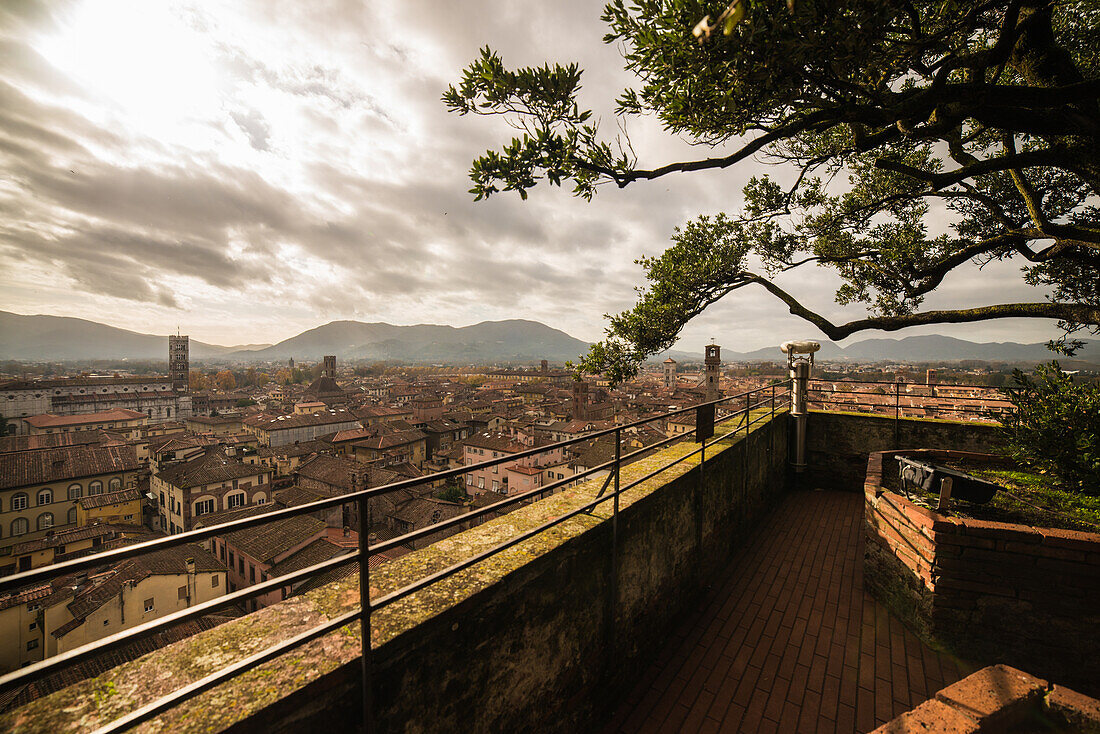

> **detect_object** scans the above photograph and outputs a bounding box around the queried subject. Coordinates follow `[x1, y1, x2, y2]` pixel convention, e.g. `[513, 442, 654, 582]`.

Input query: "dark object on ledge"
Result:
[896, 456, 1001, 504]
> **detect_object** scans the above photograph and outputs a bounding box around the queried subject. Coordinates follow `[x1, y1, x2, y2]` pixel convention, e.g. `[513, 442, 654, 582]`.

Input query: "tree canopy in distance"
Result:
[444, 0, 1100, 383]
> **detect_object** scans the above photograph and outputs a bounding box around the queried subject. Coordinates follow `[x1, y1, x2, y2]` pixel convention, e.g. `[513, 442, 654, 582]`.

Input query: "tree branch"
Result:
[745, 274, 1100, 340]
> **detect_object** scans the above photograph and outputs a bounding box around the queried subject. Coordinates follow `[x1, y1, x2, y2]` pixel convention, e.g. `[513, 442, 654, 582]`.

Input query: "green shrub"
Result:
[1000, 362, 1100, 494]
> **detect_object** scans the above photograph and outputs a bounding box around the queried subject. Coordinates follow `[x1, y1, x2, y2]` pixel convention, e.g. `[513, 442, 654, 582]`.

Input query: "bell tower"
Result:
[169, 334, 189, 391]
[704, 342, 721, 402]
[663, 358, 677, 389]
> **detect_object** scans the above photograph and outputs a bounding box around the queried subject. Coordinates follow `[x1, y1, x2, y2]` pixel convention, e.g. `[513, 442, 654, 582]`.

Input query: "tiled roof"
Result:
[223, 514, 327, 564]
[24, 409, 146, 428]
[0, 430, 108, 454]
[0, 444, 140, 490]
[77, 487, 144, 510]
[243, 410, 360, 431]
[7, 524, 138, 555]
[295, 454, 362, 488]
[154, 448, 265, 489]
[274, 485, 327, 508]
[252, 439, 331, 458]
[268, 537, 351, 577]
[60, 544, 222, 628]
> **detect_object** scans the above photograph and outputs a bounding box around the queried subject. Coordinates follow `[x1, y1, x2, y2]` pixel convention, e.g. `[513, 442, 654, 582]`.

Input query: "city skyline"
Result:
[0, 0, 1069, 353]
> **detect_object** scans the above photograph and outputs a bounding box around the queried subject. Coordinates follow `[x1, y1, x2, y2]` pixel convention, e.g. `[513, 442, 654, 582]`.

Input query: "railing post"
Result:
[607, 427, 621, 652]
[771, 383, 775, 419]
[357, 497, 373, 734]
[894, 381, 901, 448]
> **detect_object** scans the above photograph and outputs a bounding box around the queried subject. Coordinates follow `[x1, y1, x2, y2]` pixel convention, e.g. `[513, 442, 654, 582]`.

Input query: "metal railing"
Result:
[807, 378, 1012, 448]
[0, 381, 792, 733]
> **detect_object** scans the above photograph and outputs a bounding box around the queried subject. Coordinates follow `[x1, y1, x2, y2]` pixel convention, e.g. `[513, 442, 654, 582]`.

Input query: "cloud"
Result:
[0, 0, 1069, 350]
[229, 108, 270, 151]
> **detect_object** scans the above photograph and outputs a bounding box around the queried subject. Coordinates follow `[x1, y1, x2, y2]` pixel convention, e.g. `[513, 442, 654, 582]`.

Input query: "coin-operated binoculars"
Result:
[780, 340, 820, 473]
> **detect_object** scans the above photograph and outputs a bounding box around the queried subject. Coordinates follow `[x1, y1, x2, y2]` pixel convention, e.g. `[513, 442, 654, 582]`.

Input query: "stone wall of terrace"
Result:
[2, 412, 790, 734]
[804, 411, 1004, 491]
[864, 449, 1100, 697]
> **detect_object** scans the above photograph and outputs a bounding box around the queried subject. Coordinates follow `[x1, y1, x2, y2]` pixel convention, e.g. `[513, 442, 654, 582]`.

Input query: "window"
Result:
[219, 544, 226, 561]
[28, 621, 36, 631]
[12, 493, 28, 511]
[466, 475, 473, 486]
[89, 481, 103, 496]
[26, 640, 38, 651]
[67, 507, 77, 525]
[238, 557, 245, 575]
[249, 566, 255, 584]
[177, 585, 187, 600]
[109, 477, 121, 490]
[226, 493, 244, 509]
[492, 480, 499, 492]
[228, 551, 235, 567]
[159, 492, 165, 507]
[37, 513, 53, 531]
[68, 484, 82, 500]
[256, 496, 266, 505]
[477, 477, 484, 489]
[194, 499, 215, 516]
[36, 489, 52, 506]
[212, 575, 219, 588]
[143, 598, 154, 613]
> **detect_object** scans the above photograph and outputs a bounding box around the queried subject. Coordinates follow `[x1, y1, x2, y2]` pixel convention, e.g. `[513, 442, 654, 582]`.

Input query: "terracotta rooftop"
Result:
[23, 409, 146, 428]
[77, 487, 144, 510]
[154, 448, 265, 490]
[0, 444, 140, 490]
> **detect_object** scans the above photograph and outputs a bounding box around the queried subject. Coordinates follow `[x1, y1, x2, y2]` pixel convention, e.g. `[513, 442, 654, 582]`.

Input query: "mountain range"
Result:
[668, 334, 1100, 365]
[1, 311, 1097, 366]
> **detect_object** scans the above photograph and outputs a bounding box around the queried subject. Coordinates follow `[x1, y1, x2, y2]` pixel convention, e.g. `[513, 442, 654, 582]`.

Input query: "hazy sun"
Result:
[35, 1, 223, 143]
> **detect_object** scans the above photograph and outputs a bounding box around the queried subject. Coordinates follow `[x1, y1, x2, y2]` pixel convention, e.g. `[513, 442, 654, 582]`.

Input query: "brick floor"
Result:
[604, 489, 968, 734]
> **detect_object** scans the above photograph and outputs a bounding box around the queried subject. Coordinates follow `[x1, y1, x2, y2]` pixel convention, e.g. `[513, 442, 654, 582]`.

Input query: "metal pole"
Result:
[608, 427, 621, 650]
[894, 381, 901, 447]
[790, 364, 809, 473]
[357, 497, 373, 734]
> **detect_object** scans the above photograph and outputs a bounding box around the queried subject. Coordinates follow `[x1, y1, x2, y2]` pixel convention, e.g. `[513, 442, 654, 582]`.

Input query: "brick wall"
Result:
[864, 449, 1100, 696]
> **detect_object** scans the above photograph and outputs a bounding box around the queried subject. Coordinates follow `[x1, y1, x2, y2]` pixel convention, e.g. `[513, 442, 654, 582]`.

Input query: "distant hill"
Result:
[0, 311, 589, 364]
[710, 335, 1100, 365]
[4, 310, 1097, 366]
[230, 319, 591, 363]
[0, 311, 263, 361]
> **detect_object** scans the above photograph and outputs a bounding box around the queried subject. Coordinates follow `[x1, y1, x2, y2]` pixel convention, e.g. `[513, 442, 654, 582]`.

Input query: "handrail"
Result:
[0, 381, 794, 731]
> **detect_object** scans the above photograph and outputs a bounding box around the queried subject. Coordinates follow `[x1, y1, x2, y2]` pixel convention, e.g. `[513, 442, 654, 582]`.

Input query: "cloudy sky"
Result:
[0, 0, 1066, 353]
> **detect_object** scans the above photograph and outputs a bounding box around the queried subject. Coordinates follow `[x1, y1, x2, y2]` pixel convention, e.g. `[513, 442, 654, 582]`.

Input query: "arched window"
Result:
[37, 513, 53, 531]
[68, 483, 82, 500]
[68, 507, 78, 525]
[167, 408, 171, 418]
[12, 518, 29, 536]
[37, 489, 52, 506]
[12, 492, 29, 511]
[109, 477, 122, 491]
[89, 481, 103, 496]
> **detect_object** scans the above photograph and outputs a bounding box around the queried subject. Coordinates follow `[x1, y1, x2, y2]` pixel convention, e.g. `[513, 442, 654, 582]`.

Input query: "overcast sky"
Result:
[0, 0, 1068, 353]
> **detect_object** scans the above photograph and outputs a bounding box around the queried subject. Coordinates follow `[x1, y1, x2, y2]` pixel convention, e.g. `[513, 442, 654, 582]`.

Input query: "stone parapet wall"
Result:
[806, 411, 1003, 491]
[3, 414, 789, 734]
[864, 449, 1100, 696]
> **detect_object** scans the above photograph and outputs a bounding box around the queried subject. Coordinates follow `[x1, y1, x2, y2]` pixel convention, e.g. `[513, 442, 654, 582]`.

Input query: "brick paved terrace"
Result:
[604, 489, 970, 734]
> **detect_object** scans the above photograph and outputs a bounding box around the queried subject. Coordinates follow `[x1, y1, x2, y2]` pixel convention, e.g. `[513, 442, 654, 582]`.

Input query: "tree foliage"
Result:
[1000, 361, 1100, 492]
[446, 0, 1100, 382]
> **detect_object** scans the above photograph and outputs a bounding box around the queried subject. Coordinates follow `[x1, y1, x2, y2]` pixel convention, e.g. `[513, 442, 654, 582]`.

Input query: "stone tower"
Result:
[540, 359, 548, 373]
[704, 343, 721, 402]
[571, 380, 589, 421]
[323, 355, 337, 378]
[663, 357, 677, 389]
[169, 335, 189, 391]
